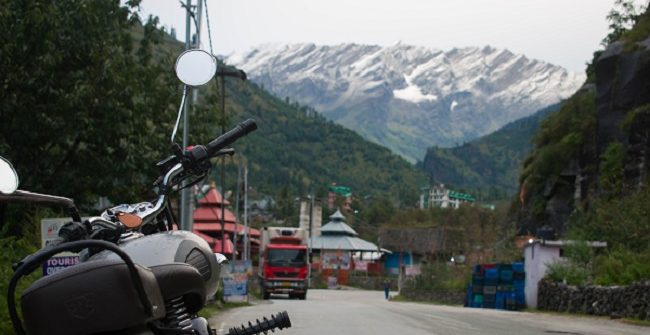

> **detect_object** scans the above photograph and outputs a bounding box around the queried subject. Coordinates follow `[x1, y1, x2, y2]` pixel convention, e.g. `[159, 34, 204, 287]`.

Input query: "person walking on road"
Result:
[383, 279, 390, 300]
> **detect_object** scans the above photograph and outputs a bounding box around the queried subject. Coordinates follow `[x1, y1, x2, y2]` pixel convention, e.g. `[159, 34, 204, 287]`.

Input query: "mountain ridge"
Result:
[225, 42, 585, 162]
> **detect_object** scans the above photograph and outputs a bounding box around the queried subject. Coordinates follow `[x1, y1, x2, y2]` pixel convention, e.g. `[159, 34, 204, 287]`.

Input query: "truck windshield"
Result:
[268, 249, 306, 267]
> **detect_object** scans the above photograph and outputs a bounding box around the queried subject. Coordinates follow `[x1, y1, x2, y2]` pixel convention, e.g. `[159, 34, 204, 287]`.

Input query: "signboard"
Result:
[322, 250, 350, 270]
[231, 259, 253, 274]
[222, 272, 248, 302]
[327, 276, 338, 289]
[41, 218, 84, 276]
[405, 265, 421, 276]
[222, 260, 251, 302]
[354, 260, 368, 271]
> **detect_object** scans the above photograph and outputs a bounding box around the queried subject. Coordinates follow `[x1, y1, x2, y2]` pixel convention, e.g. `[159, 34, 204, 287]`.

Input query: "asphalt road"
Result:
[209, 289, 648, 335]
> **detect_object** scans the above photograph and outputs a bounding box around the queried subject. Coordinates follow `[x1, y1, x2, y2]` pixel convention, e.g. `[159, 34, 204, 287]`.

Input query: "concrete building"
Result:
[309, 210, 381, 272]
[420, 184, 475, 209]
[524, 239, 607, 308]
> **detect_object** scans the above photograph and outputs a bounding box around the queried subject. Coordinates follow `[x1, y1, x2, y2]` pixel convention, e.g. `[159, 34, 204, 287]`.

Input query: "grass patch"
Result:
[198, 300, 251, 319]
[522, 308, 606, 320]
[390, 294, 410, 302]
[525, 308, 650, 326]
[621, 318, 650, 327]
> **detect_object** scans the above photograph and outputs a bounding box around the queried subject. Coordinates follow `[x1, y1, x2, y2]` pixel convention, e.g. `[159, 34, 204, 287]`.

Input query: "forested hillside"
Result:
[418, 104, 559, 195]
[211, 69, 427, 205]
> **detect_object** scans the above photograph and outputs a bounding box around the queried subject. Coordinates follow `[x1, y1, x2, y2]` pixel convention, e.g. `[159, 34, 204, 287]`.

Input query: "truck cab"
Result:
[259, 227, 309, 299]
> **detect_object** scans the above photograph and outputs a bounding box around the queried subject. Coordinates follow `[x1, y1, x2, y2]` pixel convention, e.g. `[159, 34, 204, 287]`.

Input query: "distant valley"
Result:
[418, 103, 560, 193]
[226, 43, 585, 162]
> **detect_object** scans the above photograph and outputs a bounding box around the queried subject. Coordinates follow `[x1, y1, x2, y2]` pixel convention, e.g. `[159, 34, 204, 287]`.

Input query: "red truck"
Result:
[259, 227, 309, 300]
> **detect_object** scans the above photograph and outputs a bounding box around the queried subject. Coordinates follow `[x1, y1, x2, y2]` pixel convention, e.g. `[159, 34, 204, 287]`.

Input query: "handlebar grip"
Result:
[206, 119, 257, 156]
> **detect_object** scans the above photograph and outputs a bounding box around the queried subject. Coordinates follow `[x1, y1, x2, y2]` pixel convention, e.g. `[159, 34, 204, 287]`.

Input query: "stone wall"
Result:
[538, 279, 650, 320]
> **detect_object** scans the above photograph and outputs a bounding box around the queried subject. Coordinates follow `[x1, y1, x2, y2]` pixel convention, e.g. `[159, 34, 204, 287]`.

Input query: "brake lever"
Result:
[214, 148, 235, 157]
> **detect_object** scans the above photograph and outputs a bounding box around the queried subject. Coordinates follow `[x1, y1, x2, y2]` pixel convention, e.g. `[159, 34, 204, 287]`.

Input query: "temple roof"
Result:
[193, 206, 237, 223]
[320, 210, 358, 236]
[197, 186, 231, 206]
[309, 235, 379, 252]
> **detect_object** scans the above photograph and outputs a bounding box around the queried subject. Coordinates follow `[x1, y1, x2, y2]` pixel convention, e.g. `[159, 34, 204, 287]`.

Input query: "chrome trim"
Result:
[139, 163, 184, 225]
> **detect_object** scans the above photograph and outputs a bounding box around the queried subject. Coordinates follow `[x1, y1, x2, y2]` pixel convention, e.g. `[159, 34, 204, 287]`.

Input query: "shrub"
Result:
[593, 248, 650, 285]
[405, 262, 470, 292]
[0, 237, 39, 333]
[546, 260, 589, 285]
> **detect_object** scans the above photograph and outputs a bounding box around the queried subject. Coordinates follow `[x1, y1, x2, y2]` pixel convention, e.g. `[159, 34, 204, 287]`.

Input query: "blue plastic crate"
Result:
[483, 286, 497, 295]
[498, 263, 513, 271]
[483, 301, 496, 309]
[512, 262, 524, 273]
[485, 269, 498, 278]
[466, 285, 473, 306]
[499, 270, 513, 281]
[495, 292, 506, 310]
[485, 278, 499, 286]
[515, 295, 525, 304]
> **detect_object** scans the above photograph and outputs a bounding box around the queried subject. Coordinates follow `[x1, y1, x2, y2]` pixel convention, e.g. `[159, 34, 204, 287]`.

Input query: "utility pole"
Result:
[180, 0, 202, 231]
[234, 159, 242, 260]
[308, 193, 314, 286]
[219, 76, 226, 255]
[215, 66, 246, 256]
[179, 0, 193, 231]
[243, 165, 249, 261]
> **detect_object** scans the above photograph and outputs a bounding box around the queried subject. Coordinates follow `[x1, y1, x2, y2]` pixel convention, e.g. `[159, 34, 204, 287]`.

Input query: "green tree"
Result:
[602, 0, 645, 46]
[0, 0, 213, 211]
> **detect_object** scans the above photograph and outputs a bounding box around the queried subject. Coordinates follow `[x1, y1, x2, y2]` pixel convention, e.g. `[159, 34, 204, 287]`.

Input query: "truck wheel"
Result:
[262, 288, 270, 300]
[299, 293, 307, 300]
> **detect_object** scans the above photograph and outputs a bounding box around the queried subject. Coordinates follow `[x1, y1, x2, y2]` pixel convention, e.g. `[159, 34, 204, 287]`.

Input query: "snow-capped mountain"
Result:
[226, 43, 585, 162]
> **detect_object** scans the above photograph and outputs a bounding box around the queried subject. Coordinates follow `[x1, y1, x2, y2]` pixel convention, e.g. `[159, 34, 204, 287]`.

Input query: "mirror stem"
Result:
[171, 85, 189, 144]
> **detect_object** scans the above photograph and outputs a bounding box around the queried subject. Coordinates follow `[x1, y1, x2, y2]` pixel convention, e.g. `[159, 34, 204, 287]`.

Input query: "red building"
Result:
[192, 185, 260, 258]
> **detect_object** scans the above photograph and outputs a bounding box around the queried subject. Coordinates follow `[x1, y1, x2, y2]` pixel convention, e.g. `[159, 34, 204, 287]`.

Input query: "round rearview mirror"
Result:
[0, 156, 19, 194]
[175, 49, 217, 87]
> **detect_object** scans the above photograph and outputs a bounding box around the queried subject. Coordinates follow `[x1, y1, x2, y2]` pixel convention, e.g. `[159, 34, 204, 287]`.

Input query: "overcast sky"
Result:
[137, 0, 647, 72]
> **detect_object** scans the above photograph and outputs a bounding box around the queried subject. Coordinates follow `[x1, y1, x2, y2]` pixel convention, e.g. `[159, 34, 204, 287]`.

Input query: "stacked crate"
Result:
[496, 264, 513, 310]
[483, 268, 498, 308]
[513, 262, 526, 309]
[466, 262, 525, 310]
[470, 264, 484, 308]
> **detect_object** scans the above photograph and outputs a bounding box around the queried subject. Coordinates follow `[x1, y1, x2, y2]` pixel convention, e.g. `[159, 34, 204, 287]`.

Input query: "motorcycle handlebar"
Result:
[130, 119, 257, 227]
[206, 119, 257, 157]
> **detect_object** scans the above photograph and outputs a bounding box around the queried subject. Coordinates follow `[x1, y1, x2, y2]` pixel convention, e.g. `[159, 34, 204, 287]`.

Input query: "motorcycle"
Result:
[1, 50, 291, 335]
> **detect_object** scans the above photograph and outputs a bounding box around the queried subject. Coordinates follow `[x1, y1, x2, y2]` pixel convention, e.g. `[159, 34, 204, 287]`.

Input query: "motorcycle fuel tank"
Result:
[89, 230, 222, 297]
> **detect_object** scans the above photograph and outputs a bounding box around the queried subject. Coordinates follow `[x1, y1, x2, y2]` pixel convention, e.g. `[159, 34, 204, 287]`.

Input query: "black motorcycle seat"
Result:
[149, 263, 207, 314]
[21, 259, 165, 335]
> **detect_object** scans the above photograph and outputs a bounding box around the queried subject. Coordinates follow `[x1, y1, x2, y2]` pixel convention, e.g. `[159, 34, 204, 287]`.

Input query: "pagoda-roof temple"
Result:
[310, 209, 379, 252]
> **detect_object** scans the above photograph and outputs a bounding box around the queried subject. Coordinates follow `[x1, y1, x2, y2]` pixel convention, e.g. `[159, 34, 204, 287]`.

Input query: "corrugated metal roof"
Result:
[320, 209, 358, 236]
[320, 221, 358, 236]
[329, 209, 346, 220]
[309, 235, 379, 252]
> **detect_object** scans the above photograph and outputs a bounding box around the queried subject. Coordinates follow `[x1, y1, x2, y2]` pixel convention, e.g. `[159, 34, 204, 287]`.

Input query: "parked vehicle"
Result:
[259, 227, 310, 299]
[2, 50, 291, 335]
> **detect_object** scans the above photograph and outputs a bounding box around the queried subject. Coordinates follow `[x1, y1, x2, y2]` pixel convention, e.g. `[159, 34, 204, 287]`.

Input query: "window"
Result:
[268, 249, 307, 266]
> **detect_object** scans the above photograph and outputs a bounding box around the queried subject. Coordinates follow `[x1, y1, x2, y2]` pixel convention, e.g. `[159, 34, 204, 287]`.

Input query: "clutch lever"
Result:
[213, 148, 235, 157]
